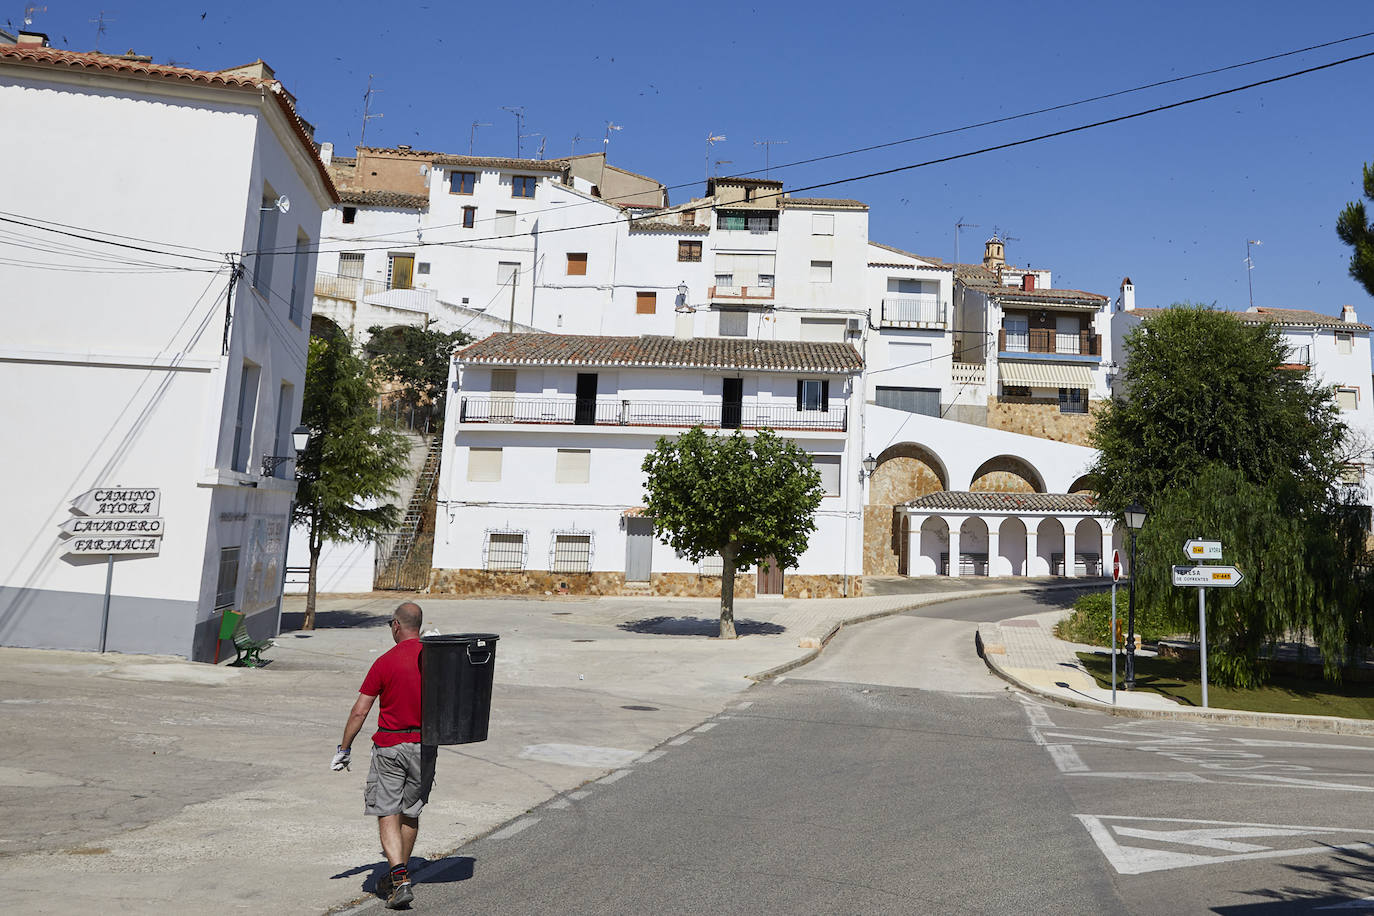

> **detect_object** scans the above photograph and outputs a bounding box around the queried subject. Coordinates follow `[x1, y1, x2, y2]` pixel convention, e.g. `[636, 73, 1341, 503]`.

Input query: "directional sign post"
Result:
[1171, 539, 1243, 708]
[1110, 549, 1122, 704]
[62, 488, 163, 653]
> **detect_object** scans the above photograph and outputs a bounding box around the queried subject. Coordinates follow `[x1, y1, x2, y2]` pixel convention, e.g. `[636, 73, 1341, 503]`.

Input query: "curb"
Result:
[747, 581, 1105, 682]
[976, 625, 1374, 737]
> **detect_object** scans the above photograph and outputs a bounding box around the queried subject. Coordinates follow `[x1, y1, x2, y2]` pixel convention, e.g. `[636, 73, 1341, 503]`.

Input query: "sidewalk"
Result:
[1, 581, 1055, 915]
[977, 610, 1374, 736]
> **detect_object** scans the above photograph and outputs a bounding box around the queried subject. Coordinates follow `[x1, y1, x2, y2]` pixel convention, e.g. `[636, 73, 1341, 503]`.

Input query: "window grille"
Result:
[699, 554, 724, 576]
[484, 530, 528, 571]
[1058, 387, 1088, 414]
[215, 547, 240, 609]
[550, 530, 594, 573]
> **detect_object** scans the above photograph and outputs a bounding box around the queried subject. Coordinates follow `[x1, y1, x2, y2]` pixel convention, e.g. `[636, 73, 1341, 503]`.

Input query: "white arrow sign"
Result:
[70, 488, 160, 517]
[64, 536, 161, 556]
[59, 516, 165, 537]
[1184, 539, 1223, 560]
[1172, 565, 1244, 588]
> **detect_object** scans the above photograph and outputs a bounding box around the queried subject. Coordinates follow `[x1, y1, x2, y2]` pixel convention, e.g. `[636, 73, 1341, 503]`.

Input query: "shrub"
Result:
[1054, 589, 1174, 646]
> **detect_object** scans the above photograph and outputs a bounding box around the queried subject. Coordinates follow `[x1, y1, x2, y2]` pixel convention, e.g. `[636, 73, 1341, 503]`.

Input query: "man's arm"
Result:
[340, 692, 377, 752]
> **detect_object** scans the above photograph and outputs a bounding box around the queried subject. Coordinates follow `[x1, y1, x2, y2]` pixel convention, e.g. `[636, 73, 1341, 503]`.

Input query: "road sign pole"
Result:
[98, 553, 113, 654]
[1198, 582, 1209, 708]
[1110, 579, 1118, 705]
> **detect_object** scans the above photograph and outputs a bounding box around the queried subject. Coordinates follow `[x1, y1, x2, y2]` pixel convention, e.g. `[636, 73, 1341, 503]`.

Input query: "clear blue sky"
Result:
[18, 1, 1374, 314]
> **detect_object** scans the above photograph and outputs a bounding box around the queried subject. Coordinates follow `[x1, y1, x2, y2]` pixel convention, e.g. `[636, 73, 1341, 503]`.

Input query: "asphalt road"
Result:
[349, 592, 1374, 915]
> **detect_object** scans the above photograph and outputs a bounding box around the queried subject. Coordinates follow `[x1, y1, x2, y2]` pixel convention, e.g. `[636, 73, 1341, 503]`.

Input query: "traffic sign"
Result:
[70, 488, 160, 517]
[1184, 539, 1223, 561]
[1112, 549, 1122, 582]
[63, 536, 161, 556]
[1172, 565, 1244, 588]
[59, 516, 165, 537]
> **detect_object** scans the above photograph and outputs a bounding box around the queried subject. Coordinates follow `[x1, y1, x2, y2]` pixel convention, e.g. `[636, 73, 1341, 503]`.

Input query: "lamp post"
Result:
[1123, 501, 1147, 688]
[859, 453, 878, 482]
[262, 425, 312, 478]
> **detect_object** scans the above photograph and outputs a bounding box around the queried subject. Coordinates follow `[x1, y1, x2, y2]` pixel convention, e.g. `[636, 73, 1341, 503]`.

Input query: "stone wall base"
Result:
[428, 568, 860, 599]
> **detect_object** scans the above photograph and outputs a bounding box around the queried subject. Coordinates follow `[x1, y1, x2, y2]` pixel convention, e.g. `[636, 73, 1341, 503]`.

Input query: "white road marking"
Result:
[488, 817, 539, 840]
[1040, 731, 1132, 745]
[954, 694, 995, 699]
[598, 769, 630, 784]
[1074, 771, 1208, 783]
[1020, 703, 1054, 728]
[568, 790, 590, 800]
[518, 743, 640, 769]
[1028, 727, 1047, 746]
[694, 723, 717, 733]
[636, 750, 665, 763]
[669, 735, 693, 745]
[1046, 744, 1089, 773]
[1077, 814, 1374, 875]
[1232, 737, 1374, 753]
[1227, 773, 1374, 792]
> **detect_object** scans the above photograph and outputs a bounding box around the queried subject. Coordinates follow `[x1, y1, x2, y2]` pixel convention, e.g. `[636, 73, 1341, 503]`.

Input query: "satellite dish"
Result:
[275, 195, 291, 214]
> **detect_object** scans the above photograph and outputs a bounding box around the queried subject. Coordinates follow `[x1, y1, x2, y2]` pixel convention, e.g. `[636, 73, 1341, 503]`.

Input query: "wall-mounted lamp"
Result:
[859, 453, 878, 481]
[262, 425, 311, 477]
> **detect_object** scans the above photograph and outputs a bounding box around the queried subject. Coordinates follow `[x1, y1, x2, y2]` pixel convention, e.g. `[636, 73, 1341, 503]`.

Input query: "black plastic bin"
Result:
[420, 633, 499, 745]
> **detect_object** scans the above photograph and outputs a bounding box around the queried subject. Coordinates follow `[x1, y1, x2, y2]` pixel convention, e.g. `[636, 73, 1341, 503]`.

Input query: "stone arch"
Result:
[996, 516, 1027, 576]
[863, 443, 948, 576]
[970, 455, 1046, 494]
[1068, 473, 1099, 495]
[310, 314, 347, 342]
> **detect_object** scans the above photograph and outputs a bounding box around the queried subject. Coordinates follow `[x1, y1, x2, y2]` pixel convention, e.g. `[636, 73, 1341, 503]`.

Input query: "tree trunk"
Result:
[304, 524, 321, 631]
[719, 545, 738, 639]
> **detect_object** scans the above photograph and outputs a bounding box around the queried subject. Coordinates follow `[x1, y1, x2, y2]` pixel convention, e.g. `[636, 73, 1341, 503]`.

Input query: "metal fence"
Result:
[881, 296, 946, 326]
[459, 396, 846, 431]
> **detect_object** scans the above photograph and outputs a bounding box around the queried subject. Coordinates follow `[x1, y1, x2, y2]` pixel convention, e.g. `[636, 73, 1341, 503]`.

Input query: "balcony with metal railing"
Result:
[709, 284, 775, 302]
[881, 297, 947, 328]
[458, 396, 846, 432]
[998, 328, 1101, 358]
[315, 271, 386, 302]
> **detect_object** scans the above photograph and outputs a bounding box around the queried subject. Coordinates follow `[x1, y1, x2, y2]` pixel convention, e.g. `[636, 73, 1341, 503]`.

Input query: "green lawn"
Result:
[1075, 652, 1374, 720]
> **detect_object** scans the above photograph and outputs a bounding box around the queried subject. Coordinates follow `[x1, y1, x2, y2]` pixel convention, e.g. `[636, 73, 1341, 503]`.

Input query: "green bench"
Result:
[218, 609, 273, 667]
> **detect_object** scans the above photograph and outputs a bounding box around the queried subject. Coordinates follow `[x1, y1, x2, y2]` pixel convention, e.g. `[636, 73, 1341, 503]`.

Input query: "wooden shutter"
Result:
[636, 291, 656, 314]
[467, 447, 502, 482]
[820, 379, 830, 413]
[567, 253, 588, 276]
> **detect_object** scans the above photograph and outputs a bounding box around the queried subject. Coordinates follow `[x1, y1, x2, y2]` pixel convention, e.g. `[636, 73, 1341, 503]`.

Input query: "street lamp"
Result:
[262, 425, 312, 478]
[859, 453, 878, 481]
[676, 281, 690, 312]
[1123, 501, 1147, 688]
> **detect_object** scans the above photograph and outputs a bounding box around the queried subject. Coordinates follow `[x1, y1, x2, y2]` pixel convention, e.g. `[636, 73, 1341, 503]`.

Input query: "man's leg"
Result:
[400, 815, 419, 865]
[378, 814, 406, 867]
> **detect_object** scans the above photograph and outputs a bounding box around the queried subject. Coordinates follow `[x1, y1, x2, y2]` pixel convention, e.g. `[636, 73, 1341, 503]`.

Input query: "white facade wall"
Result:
[0, 65, 330, 658]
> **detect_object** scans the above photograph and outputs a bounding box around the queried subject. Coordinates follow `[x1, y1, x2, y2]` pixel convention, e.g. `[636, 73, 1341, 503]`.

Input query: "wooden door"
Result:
[625, 518, 653, 582]
[757, 555, 784, 595]
[390, 254, 414, 290]
[491, 369, 516, 422]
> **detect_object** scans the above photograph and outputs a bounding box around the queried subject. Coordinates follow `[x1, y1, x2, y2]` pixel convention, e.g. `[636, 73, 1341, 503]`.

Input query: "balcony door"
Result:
[575, 373, 598, 426]
[722, 377, 743, 429]
[491, 369, 516, 422]
[1056, 316, 1081, 354]
[389, 254, 414, 290]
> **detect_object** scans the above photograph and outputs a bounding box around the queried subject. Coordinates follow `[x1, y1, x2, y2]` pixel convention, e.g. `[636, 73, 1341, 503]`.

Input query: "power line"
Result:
[0, 214, 224, 265]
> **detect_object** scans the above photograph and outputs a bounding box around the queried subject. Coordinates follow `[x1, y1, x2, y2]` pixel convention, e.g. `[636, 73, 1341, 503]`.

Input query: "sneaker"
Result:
[386, 879, 414, 909]
[375, 873, 394, 898]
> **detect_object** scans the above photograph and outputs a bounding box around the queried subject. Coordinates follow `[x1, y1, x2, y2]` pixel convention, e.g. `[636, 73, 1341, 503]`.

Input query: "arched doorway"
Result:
[970, 455, 1046, 493]
[913, 516, 948, 577]
[1034, 517, 1063, 577]
[996, 516, 1027, 576]
[864, 443, 948, 576]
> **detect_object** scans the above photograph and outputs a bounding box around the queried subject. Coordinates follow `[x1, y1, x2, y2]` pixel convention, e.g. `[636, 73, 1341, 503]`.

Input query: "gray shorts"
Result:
[364, 743, 434, 818]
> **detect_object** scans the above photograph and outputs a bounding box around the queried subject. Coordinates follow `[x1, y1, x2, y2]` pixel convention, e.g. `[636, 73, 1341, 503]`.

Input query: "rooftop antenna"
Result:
[570, 133, 584, 155]
[954, 217, 980, 264]
[705, 132, 727, 188]
[469, 120, 492, 155]
[359, 75, 383, 148]
[713, 159, 733, 177]
[1245, 239, 1263, 309]
[89, 9, 114, 51]
[501, 106, 526, 157]
[753, 139, 788, 178]
[535, 136, 547, 160]
[602, 121, 622, 155]
[24, 4, 46, 26]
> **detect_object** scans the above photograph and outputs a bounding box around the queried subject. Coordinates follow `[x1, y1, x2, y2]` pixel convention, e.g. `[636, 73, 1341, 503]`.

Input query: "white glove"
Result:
[331, 746, 351, 771]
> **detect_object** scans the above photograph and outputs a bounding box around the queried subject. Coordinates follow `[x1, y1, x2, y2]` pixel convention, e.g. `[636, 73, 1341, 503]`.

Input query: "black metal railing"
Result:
[459, 396, 846, 431]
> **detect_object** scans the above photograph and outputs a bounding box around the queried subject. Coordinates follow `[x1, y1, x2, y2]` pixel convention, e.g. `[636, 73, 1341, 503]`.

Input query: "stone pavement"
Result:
[977, 609, 1374, 736]
[0, 580, 1073, 916]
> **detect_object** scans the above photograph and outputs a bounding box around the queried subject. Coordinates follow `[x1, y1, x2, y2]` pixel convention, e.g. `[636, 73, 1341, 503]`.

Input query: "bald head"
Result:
[392, 601, 423, 636]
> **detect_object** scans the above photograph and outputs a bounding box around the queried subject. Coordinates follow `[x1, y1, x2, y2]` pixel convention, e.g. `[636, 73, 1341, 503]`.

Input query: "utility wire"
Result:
[0, 214, 224, 265]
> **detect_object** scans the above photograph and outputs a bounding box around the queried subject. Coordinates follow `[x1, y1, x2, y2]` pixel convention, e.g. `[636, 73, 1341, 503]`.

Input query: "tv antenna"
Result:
[89, 9, 114, 51]
[1245, 239, 1262, 308]
[705, 132, 726, 186]
[570, 133, 584, 155]
[954, 217, 980, 264]
[23, 4, 46, 26]
[602, 121, 622, 155]
[713, 159, 733, 177]
[754, 139, 788, 178]
[359, 75, 383, 147]
[501, 106, 526, 157]
[469, 121, 492, 155]
[534, 136, 547, 160]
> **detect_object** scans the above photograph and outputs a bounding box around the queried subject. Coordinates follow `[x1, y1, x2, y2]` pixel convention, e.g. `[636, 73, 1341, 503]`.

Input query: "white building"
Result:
[0, 37, 335, 658]
[434, 334, 866, 597]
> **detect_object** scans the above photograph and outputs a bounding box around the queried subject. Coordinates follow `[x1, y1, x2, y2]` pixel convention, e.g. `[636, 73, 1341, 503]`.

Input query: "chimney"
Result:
[1021, 273, 1035, 292]
[1342, 303, 1358, 324]
[983, 237, 1005, 269]
[1120, 277, 1136, 312]
[319, 141, 333, 166]
[17, 30, 49, 46]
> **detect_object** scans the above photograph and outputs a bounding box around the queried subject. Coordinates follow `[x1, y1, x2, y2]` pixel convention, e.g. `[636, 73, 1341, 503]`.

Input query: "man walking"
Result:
[333, 601, 433, 909]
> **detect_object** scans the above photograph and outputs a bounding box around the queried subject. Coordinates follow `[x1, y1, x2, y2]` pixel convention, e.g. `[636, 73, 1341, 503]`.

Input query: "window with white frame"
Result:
[555, 448, 591, 484]
[1336, 331, 1354, 355]
[719, 310, 748, 337]
[1336, 387, 1359, 411]
[551, 532, 593, 573]
[797, 379, 829, 412]
[467, 447, 503, 482]
[812, 455, 841, 496]
[495, 210, 517, 234]
[484, 531, 527, 571]
[812, 213, 834, 235]
[497, 261, 520, 288]
[338, 252, 364, 278]
[810, 260, 833, 283]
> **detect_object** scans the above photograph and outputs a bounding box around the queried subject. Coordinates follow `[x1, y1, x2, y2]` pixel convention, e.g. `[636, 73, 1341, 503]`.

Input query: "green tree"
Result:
[1091, 306, 1361, 685]
[641, 427, 824, 638]
[294, 333, 412, 629]
[1336, 162, 1374, 298]
[365, 320, 472, 412]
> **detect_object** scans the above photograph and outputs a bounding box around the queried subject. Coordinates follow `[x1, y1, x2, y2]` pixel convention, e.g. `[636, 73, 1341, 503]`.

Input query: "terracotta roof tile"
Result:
[781, 197, 868, 210]
[1128, 306, 1370, 332]
[0, 45, 338, 203]
[457, 333, 864, 373]
[904, 491, 1099, 513]
[339, 189, 428, 209]
[627, 217, 710, 234]
[434, 154, 571, 173]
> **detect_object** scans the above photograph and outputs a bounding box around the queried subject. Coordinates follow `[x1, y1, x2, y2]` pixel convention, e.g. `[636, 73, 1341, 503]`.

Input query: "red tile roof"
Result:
[905, 492, 1099, 512]
[781, 197, 868, 210]
[1128, 306, 1370, 332]
[457, 333, 864, 373]
[339, 189, 429, 210]
[0, 45, 338, 203]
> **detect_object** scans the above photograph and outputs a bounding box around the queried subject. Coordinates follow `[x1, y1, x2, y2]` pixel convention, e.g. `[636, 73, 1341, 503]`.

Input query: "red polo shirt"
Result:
[359, 637, 422, 747]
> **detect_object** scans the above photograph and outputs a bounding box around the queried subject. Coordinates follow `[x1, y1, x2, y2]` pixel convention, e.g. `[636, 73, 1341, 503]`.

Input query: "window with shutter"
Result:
[812, 455, 841, 496]
[636, 291, 656, 314]
[809, 260, 832, 283]
[467, 448, 503, 482]
[567, 253, 588, 276]
[797, 379, 828, 412]
[1336, 387, 1359, 411]
[555, 449, 591, 483]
